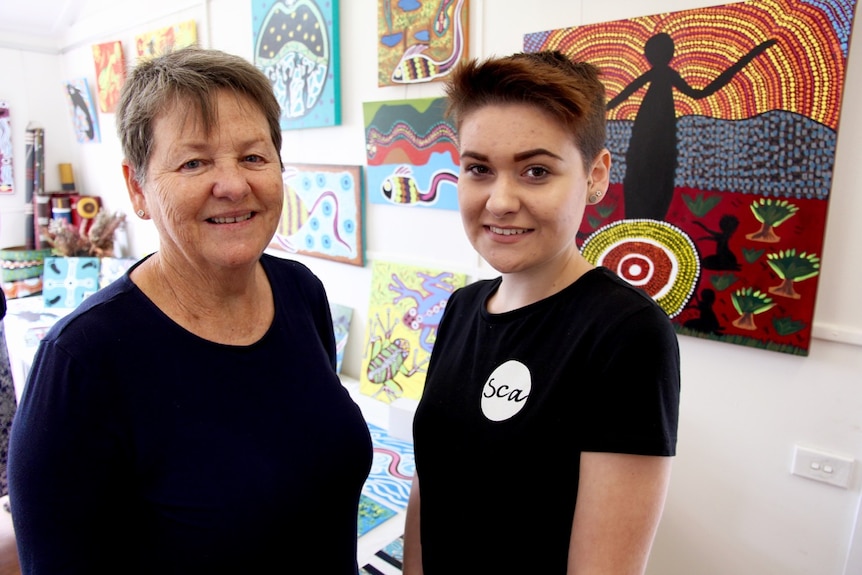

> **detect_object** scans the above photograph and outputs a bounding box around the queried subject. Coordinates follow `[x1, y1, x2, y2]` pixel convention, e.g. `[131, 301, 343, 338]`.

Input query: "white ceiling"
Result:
[0, 0, 87, 51]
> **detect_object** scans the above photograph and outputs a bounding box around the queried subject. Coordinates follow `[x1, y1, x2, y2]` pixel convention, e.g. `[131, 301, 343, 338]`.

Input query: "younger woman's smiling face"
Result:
[456, 102, 609, 279]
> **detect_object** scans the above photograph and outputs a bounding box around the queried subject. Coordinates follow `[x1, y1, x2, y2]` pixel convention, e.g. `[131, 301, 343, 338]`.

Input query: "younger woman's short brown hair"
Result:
[444, 51, 607, 168]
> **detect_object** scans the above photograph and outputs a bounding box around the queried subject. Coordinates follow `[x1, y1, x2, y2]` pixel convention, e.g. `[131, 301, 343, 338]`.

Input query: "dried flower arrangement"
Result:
[45, 210, 126, 258]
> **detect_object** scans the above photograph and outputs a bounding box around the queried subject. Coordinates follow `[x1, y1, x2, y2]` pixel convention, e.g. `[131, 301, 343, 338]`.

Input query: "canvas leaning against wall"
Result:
[268, 163, 365, 266]
[360, 260, 467, 404]
[363, 97, 459, 211]
[252, 0, 341, 130]
[377, 0, 469, 87]
[525, 0, 858, 356]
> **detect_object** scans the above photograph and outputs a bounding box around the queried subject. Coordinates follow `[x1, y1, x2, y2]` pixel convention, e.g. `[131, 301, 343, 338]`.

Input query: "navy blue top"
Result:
[9, 254, 372, 574]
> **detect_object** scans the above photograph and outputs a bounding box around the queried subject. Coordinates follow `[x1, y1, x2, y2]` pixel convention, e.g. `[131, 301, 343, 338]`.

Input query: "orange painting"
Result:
[91, 41, 126, 114]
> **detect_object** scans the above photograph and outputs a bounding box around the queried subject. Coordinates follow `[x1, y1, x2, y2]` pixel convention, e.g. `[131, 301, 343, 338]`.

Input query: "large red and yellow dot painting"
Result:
[526, 0, 857, 355]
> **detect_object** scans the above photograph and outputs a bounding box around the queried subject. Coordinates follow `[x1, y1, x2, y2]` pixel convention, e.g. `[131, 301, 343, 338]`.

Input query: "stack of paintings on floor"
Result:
[360, 535, 405, 575]
[358, 424, 414, 574]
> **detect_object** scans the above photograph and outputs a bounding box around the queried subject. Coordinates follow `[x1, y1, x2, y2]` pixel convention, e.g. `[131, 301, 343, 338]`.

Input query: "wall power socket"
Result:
[791, 444, 854, 489]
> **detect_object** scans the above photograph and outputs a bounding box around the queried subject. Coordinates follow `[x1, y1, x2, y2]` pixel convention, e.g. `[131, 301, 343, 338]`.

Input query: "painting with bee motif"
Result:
[252, 0, 341, 129]
[363, 97, 459, 211]
[268, 163, 365, 267]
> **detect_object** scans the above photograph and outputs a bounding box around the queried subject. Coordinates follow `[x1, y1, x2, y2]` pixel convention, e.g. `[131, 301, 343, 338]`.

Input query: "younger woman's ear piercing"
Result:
[136, 209, 146, 218]
[588, 189, 603, 204]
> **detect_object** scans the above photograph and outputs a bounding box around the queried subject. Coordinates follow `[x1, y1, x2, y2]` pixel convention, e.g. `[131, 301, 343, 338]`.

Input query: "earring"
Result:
[588, 189, 603, 204]
[136, 209, 146, 218]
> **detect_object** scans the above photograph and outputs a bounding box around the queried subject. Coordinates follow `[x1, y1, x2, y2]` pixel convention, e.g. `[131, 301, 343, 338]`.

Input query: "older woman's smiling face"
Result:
[126, 90, 284, 274]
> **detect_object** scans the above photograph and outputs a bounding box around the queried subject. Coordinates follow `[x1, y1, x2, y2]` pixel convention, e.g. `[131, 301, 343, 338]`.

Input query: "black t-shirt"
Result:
[413, 267, 680, 574]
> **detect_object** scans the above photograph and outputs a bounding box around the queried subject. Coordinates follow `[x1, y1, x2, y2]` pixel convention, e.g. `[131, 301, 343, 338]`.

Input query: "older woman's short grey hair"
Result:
[116, 46, 282, 183]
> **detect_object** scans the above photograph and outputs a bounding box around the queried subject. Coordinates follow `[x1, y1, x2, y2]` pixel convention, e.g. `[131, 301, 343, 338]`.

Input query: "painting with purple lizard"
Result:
[360, 260, 468, 404]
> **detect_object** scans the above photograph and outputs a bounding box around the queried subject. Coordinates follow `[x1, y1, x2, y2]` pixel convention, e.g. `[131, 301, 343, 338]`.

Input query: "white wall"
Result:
[0, 50, 77, 249]
[1, 1, 861, 574]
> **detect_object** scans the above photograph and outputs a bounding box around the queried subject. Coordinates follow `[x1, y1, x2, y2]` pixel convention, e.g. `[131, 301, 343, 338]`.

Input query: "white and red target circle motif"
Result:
[580, 220, 700, 318]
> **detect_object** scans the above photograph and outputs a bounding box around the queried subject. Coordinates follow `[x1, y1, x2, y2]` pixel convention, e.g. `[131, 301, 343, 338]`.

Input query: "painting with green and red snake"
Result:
[364, 97, 460, 211]
[525, 0, 858, 355]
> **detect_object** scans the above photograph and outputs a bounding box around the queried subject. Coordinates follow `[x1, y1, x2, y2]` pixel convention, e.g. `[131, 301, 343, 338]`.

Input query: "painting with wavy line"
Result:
[252, 0, 340, 129]
[363, 97, 459, 211]
[525, 0, 858, 356]
[268, 163, 365, 267]
[377, 0, 469, 87]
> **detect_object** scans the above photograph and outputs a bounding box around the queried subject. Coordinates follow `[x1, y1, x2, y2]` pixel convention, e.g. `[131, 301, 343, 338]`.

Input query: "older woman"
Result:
[9, 47, 372, 574]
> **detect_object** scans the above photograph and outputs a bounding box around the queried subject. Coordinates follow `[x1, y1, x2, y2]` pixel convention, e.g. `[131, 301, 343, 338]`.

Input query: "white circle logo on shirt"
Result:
[481, 360, 531, 421]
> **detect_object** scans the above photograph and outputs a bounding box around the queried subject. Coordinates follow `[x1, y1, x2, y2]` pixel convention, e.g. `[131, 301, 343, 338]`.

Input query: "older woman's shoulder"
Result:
[260, 253, 324, 289]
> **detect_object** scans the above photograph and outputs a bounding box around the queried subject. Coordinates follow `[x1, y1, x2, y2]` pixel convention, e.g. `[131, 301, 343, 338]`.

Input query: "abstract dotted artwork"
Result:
[252, 0, 341, 129]
[268, 163, 364, 266]
[526, 0, 858, 355]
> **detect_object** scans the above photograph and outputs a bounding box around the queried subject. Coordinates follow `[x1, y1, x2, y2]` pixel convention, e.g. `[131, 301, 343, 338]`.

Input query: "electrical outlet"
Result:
[791, 445, 854, 488]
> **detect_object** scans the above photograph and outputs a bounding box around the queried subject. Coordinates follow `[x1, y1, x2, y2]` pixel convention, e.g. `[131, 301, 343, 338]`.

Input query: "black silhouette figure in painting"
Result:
[683, 288, 723, 335]
[67, 84, 95, 141]
[606, 33, 777, 221]
[694, 214, 742, 271]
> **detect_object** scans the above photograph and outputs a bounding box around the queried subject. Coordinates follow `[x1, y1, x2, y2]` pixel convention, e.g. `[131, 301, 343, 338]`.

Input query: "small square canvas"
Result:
[251, 0, 341, 129]
[42, 257, 100, 308]
[269, 163, 365, 266]
[0, 102, 12, 194]
[63, 78, 101, 143]
[329, 302, 353, 374]
[99, 257, 136, 289]
[91, 40, 126, 113]
[376, 0, 469, 87]
[135, 19, 197, 60]
[363, 97, 459, 210]
[359, 260, 467, 404]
